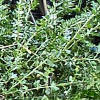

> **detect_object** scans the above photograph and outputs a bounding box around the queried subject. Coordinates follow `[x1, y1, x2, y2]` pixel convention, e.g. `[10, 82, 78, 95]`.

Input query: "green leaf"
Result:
[42, 95, 49, 100]
[97, 0, 100, 4]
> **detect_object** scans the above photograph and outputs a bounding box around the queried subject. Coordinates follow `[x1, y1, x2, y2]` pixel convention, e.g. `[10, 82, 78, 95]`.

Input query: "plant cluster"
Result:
[0, 0, 100, 99]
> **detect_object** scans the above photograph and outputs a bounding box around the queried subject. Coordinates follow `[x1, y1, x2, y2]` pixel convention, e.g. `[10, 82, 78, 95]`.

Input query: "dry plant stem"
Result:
[43, 0, 48, 15]
[39, 0, 48, 15]
[5, 81, 89, 94]
[55, 58, 100, 63]
[26, 39, 49, 63]
[66, 6, 100, 50]
[70, 20, 84, 27]
[8, 60, 47, 92]
[67, 23, 100, 50]
[24, 81, 89, 93]
[0, 43, 17, 49]
[0, 95, 5, 100]
[64, 14, 95, 50]
[30, 11, 36, 25]
[25, 0, 36, 25]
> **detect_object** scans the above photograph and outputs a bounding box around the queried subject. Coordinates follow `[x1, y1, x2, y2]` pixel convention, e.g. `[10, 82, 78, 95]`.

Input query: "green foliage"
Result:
[56, 0, 80, 17]
[0, 0, 100, 100]
[31, 0, 39, 10]
[97, 0, 100, 4]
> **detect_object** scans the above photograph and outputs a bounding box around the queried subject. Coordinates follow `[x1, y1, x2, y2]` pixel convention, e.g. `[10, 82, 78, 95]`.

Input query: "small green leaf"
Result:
[97, 0, 100, 4]
[42, 95, 49, 100]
